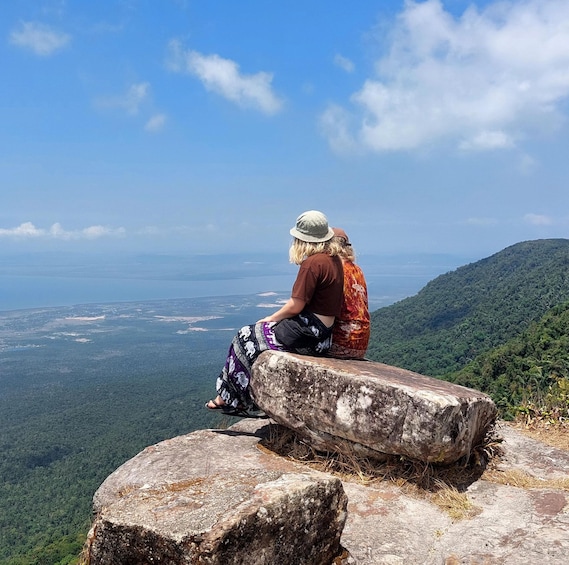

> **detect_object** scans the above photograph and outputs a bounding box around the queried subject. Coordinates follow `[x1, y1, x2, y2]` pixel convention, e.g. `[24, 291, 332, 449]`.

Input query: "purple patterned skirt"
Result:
[216, 322, 283, 409]
[215, 312, 333, 409]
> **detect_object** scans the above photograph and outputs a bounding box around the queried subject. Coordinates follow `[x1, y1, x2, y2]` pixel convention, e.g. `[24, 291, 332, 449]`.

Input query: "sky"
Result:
[2, 0, 569, 261]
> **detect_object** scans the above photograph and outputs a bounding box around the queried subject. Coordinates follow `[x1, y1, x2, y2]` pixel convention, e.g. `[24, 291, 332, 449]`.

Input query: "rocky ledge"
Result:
[85, 354, 569, 564]
[87, 419, 569, 564]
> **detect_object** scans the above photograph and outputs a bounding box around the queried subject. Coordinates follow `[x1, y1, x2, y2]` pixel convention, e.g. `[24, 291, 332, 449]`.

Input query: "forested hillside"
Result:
[367, 239, 569, 377]
[0, 296, 273, 565]
[447, 300, 569, 418]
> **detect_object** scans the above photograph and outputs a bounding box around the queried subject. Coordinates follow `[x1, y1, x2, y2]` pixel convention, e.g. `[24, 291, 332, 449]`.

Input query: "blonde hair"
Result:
[334, 236, 356, 262]
[289, 237, 342, 265]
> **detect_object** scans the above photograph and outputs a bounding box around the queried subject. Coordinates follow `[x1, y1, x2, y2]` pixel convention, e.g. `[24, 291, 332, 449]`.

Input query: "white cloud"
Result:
[167, 40, 283, 115]
[0, 222, 126, 240]
[0, 222, 44, 237]
[80, 225, 125, 239]
[320, 104, 358, 153]
[9, 21, 70, 56]
[334, 54, 355, 73]
[145, 113, 167, 132]
[321, 0, 569, 153]
[524, 213, 553, 226]
[96, 82, 150, 116]
[122, 83, 150, 115]
[459, 130, 515, 151]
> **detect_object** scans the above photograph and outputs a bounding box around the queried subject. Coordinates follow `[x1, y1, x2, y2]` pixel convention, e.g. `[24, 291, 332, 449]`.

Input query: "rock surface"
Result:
[341, 421, 569, 565]
[250, 352, 497, 464]
[90, 425, 348, 565]
[88, 419, 569, 564]
[87, 351, 566, 564]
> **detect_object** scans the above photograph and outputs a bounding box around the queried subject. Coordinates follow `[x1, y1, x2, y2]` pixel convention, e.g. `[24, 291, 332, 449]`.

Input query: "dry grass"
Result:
[510, 418, 569, 452]
[260, 423, 500, 520]
[482, 467, 569, 491]
[429, 481, 481, 521]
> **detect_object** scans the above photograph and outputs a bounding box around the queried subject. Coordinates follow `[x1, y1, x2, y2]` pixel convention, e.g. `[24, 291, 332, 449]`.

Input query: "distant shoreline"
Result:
[0, 272, 433, 314]
[0, 251, 469, 313]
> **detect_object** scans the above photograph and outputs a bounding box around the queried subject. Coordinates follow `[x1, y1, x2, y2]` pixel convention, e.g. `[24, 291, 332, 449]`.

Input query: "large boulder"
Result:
[88, 422, 348, 565]
[250, 351, 497, 464]
[86, 419, 569, 565]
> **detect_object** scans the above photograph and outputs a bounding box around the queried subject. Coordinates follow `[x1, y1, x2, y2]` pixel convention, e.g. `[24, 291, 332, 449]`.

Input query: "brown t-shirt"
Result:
[291, 253, 344, 317]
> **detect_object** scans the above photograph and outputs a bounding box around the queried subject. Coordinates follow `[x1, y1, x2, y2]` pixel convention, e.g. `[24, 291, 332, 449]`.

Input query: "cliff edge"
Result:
[86, 355, 569, 564]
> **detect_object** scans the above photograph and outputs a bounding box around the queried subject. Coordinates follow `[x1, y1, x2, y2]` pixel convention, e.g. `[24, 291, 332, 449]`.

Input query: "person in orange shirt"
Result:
[329, 227, 370, 360]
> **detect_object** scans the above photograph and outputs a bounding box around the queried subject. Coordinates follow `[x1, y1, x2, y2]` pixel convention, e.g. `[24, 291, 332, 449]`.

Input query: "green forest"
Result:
[368, 239, 569, 374]
[0, 297, 266, 564]
[448, 300, 569, 418]
[3, 239, 569, 563]
[0, 369, 222, 564]
[367, 238, 569, 418]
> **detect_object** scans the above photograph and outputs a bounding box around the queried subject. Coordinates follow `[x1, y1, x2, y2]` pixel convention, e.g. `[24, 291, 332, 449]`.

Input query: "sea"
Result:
[0, 273, 299, 312]
[0, 252, 470, 313]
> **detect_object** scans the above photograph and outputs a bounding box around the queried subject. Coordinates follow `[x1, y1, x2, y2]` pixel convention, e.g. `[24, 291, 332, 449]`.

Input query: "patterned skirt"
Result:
[216, 312, 333, 409]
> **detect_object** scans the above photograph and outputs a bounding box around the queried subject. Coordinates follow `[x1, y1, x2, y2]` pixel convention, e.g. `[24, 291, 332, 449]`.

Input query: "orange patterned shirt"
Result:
[329, 261, 370, 359]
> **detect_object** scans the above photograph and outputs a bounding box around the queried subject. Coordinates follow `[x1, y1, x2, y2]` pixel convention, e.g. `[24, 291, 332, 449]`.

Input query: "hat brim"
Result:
[290, 226, 335, 243]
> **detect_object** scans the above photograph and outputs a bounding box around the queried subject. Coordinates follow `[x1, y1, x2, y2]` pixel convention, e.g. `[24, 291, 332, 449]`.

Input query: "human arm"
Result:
[257, 297, 306, 323]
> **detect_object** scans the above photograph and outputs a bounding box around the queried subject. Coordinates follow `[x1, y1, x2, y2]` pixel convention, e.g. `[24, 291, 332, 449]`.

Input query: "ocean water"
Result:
[0, 252, 464, 312]
[0, 272, 439, 313]
[0, 274, 297, 312]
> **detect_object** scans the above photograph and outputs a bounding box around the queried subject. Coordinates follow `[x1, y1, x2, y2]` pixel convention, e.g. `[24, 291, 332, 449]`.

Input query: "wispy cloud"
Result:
[459, 131, 515, 151]
[9, 21, 70, 56]
[319, 103, 357, 153]
[144, 113, 167, 132]
[167, 40, 284, 115]
[95, 83, 167, 130]
[95, 82, 150, 116]
[321, 0, 569, 153]
[524, 213, 553, 226]
[123, 83, 150, 115]
[334, 54, 355, 73]
[0, 222, 126, 240]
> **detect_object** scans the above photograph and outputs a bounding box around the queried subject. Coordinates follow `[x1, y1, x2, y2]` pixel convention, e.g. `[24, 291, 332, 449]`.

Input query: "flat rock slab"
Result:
[251, 352, 497, 464]
[89, 423, 347, 565]
[340, 422, 569, 564]
[90, 420, 569, 565]
[495, 423, 569, 480]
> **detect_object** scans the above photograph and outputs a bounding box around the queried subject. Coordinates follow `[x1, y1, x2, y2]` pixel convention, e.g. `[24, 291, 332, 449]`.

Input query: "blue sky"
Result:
[2, 0, 569, 260]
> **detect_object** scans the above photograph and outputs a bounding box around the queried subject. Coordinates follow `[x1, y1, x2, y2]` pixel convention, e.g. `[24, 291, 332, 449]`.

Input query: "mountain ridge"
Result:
[367, 238, 569, 378]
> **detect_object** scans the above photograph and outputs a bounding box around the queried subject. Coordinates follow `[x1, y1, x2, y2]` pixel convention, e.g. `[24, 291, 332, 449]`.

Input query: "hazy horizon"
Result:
[0, 249, 474, 313]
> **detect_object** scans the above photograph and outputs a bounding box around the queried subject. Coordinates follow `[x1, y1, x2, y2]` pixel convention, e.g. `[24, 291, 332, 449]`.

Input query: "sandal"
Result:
[205, 398, 226, 410]
[206, 398, 269, 419]
[221, 405, 269, 419]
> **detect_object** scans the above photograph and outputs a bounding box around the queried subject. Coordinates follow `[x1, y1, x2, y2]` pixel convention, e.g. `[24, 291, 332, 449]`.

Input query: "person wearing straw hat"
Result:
[328, 227, 370, 360]
[205, 210, 344, 417]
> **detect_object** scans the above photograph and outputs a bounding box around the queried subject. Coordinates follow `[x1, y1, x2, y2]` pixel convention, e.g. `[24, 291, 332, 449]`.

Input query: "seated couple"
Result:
[205, 210, 370, 418]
